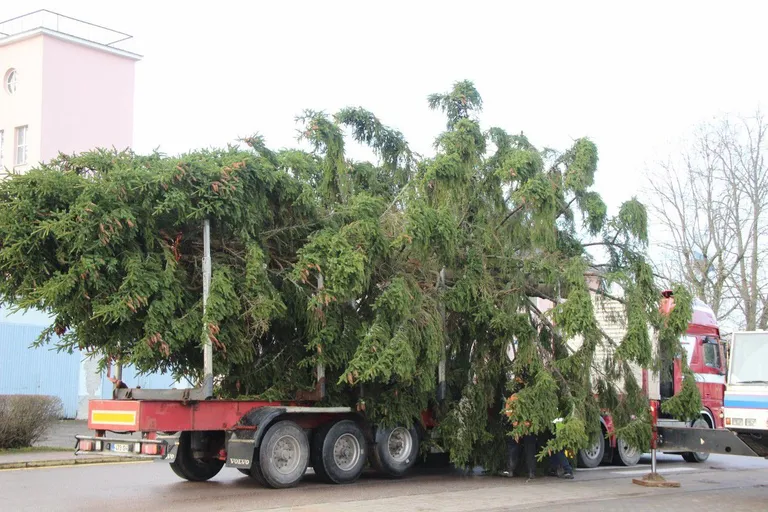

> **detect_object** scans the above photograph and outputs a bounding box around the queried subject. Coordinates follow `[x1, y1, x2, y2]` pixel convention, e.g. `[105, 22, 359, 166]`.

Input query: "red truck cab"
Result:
[673, 298, 727, 429]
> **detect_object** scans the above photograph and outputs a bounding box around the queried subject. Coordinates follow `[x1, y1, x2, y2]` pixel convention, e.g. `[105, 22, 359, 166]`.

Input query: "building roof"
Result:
[0, 9, 142, 60]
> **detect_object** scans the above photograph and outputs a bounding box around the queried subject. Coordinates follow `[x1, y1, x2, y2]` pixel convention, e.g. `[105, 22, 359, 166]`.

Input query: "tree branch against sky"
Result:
[646, 111, 768, 330]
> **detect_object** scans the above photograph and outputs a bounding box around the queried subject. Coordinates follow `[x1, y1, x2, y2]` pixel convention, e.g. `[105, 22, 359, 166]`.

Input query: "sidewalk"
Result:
[0, 420, 144, 470]
[34, 419, 141, 449]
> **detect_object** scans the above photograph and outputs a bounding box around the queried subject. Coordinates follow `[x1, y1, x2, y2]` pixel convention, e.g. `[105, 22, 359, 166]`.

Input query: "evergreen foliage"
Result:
[0, 81, 698, 468]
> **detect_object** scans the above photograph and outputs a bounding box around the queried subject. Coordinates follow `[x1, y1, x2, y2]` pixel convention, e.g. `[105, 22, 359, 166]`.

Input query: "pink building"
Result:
[0, 10, 148, 419]
[0, 10, 141, 172]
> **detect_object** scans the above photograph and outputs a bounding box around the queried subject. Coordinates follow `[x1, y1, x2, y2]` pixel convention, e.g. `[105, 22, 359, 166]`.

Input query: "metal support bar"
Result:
[315, 274, 326, 400]
[656, 425, 763, 457]
[437, 268, 447, 401]
[114, 387, 211, 401]
[202, 219, 213, 398]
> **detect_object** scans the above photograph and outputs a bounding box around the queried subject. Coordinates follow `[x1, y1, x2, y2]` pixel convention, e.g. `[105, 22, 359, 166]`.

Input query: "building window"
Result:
[4, 69, 18, 95]
[15, 126, 27, 166]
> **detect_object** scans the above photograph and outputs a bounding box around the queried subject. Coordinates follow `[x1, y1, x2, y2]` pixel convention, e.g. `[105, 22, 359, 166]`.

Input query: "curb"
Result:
[0, 456, 146, 470]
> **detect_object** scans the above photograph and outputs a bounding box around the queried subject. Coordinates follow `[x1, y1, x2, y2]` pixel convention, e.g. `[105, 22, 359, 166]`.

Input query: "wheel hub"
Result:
[584, 437, 601, 459]
[620, 439, 638, 457]
[387, 427, 412, 463]
[333, 433, 361, 471]
[273, 435, 301, 475]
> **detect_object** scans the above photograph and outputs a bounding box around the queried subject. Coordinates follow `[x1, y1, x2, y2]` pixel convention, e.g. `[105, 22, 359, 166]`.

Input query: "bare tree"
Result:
[647, 110, 768, 330]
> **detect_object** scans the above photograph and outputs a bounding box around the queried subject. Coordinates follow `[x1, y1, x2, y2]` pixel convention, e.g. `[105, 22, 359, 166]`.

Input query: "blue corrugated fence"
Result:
[0, 322, 81, 418]
[0, 306, 186, 418]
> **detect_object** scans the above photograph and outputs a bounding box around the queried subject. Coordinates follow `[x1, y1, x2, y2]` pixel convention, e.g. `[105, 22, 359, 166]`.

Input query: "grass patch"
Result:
[0, 446, 71, 454]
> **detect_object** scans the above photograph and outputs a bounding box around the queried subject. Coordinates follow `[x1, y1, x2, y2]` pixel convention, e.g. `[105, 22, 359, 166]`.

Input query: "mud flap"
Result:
[225, 434, 256, 469]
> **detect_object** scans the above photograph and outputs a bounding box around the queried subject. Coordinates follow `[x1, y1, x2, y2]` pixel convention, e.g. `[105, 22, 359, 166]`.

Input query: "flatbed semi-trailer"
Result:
[72, 223, 736, 487]
[76, 398, 425, 487]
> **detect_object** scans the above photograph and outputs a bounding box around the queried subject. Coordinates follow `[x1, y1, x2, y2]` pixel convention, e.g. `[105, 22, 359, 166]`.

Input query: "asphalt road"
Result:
[1, 453, 767, 511]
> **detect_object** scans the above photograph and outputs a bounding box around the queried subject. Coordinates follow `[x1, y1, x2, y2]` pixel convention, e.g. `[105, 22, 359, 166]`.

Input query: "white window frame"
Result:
[15, 125, 28, 166]
[5, 69, 17, 95]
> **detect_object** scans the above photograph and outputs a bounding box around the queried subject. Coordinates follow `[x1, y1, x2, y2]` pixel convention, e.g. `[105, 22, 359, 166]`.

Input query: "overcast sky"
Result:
[4, 1, 768, 217]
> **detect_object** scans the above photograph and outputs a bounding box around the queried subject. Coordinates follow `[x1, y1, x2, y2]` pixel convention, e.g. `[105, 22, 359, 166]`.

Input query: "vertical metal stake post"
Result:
[437, 268, 447, 401]
[316, 274, 326, 399]
[202, 219, 213, 398]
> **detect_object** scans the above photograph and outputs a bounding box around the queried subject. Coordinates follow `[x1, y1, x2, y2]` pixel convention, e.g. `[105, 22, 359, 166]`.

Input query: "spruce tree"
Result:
[0, 81, 698, 469]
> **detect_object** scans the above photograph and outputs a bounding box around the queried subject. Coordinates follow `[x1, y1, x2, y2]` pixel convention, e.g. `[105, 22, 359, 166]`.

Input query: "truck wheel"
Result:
[612, 436, 641, 466]
[682, 417, 711, 463]
[577, 429, 605, 468]
[258, 420, 309, 489]
[169, 432, 225, 482]
[370, 424, 419, 477]
[311, 420, 367, 484]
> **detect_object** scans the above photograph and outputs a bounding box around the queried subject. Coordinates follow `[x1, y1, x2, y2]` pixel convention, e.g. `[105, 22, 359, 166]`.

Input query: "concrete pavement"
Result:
[3, 421, 767, 510]
[0, 453, 766, 511]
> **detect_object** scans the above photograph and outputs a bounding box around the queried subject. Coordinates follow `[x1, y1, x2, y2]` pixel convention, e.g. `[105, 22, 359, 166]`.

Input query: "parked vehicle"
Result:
[576, 292, 727, 468]
[655, 330, 768, 460]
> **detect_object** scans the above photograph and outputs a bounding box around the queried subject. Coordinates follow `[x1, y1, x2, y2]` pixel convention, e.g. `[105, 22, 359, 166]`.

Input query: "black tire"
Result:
[370, 424, 419, 477]
[258, 420, 309, 489]
[169, 432, 224, 482]
[311, 420, 367, 484]
[247, 451, 270, 486]
[682, 417, 711, 463]
[577, 429, 605, 468]
[612, 436, 641, 467]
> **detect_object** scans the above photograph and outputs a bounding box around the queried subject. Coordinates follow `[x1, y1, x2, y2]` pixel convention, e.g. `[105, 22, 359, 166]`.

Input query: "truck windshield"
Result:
[730, 332, 768, 385]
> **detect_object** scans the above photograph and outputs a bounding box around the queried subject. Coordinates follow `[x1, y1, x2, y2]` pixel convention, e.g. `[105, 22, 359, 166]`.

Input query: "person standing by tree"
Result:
[503, 349, 574, 480]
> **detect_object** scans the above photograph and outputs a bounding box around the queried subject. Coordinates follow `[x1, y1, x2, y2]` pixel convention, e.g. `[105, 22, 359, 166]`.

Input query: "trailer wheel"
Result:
[577, 429, 605, 468]
[370, 424, 419, 477]
[258, 420, 309, 489]
[169, 432, 224, 482]
[612, 436, 641, 466]
[682, 417, 711, 463]
[311, 420, 367, 484]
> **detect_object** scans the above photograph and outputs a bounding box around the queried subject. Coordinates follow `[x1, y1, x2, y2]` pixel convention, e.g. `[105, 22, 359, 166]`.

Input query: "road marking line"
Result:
[575, 465, 620, 471]
[610, 467, 697, 476]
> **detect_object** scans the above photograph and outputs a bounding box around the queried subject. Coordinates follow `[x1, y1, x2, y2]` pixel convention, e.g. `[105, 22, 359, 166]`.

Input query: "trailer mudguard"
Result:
[224, 406, 288, 469]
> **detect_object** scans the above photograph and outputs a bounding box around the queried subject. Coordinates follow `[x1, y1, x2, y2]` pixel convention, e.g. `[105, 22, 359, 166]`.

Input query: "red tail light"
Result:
[141, 443, 162, 455]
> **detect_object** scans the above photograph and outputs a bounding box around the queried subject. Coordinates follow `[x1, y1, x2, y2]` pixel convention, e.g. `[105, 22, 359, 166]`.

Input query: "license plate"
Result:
[111, 443, 130, 453]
